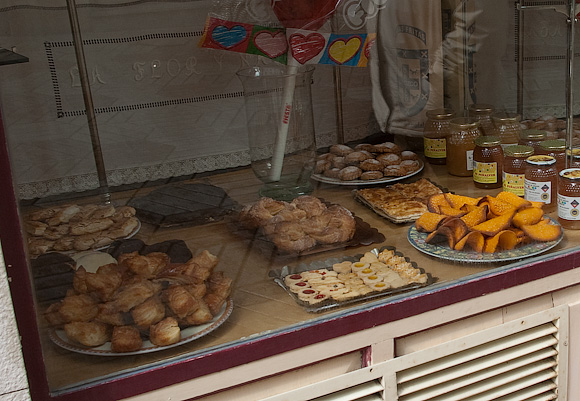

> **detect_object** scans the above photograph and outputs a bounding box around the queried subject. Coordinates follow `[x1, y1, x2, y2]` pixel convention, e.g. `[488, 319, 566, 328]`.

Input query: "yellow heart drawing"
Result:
[328, 37, 362, 64]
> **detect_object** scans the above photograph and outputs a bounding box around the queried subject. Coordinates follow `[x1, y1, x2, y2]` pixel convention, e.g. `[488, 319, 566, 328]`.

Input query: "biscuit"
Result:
[330, 144, 353, 156]
[361, 171, 383, 180]
[338, 166, 362, 181]
[360, 159, 383, 171]
[377, 153, 402, 166]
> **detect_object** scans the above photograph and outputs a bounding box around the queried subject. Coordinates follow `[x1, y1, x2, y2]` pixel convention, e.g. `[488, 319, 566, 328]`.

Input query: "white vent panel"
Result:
[312, 380, 383, 401]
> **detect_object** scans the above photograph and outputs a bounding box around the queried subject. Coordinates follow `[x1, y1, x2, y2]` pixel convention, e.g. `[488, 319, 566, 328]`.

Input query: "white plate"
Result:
[311, 160, 424, 186]
[407, 217, 563, 263]
[48, 299, 233, 356]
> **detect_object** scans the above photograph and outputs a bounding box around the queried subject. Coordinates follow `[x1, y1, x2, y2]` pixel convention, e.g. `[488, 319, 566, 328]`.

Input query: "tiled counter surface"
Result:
[36, 161, 579, 395]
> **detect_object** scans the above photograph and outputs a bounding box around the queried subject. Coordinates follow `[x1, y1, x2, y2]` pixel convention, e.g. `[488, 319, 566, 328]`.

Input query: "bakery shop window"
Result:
[1, 1, 580, 400]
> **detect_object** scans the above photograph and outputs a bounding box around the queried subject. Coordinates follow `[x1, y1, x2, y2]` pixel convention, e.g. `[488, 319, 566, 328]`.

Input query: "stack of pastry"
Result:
[44, 250, 232, 352]
[238, 195, 356, 253]
[25, 203, 139, 255]
[314, 142, 421, 181]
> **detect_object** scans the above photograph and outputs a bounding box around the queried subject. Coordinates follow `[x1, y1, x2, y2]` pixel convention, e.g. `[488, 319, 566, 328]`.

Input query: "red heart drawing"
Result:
[253, 30, 288, 58]
[272, 0, 340, 30]
[289, 33, 326, 64]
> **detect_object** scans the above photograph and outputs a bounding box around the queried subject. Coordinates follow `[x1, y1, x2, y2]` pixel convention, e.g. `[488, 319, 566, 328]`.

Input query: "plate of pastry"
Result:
[270, 246, 434, 312]
[48, 299, 233, 356]
[25, 203, 141, 256]
[44, 247, 234, 355]
[311, 142, 423, 186]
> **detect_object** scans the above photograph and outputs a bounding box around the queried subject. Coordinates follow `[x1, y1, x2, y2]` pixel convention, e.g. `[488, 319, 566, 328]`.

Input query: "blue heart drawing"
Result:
[211, 25, 247, 49]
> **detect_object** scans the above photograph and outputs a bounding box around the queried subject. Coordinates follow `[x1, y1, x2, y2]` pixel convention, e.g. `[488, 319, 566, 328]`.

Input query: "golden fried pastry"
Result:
[361, 171, 384, 180]
[267, 221, 317, 253]
[88, 205, 116, 219]
[163, 285, 200, 318]
[85, 266, 123, 301]
[118, 251, 170, 278]
[70, 218, 115, 236]
[25, 220, 48, 236]
[64, 321, 111, 347]
[203, 293, 226, 316]
[149, 317, 181, 346]
[207, 271, 233, 300]
[46, 204, 82, 226]
[179, 300, 213, 326]
[111, 325, 143, 352]
[44, 303, 68, 327]
[109, 206, 137, 223]
[69, 204, 100, 222]
[238, 197, 286, 229]
[329, 144, 353, 156]
[338, 166, 362, 181]
[28, 237, 55, 255]
[95, 304, 130, 326]
[53, 236, 75, 252]
[291, 195, 327, 218]
[183, 283, 207, 299]
[131, 295, 166, 330]
[109, 278, 160, 313]
[58, 293, 99, 323]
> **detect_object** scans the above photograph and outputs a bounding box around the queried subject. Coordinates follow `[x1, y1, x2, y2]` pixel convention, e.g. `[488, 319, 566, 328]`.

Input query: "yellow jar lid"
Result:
[504, 145, 534, 157]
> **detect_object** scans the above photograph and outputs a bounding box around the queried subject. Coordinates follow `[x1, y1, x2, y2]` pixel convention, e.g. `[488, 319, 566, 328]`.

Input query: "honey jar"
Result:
[503, 145, 534, 196]
[423, 108, 455, 165]
[558, 168, 580, 229]
[525, 155, 558, 213]
[492, 112, 521, 149]
[468, 104, 495, 135]
[447, 117, 482, 177]
[539, 139, 566, 172]
[473, 136, 503, 189]
[567, 148, 580, 168]
[519, 129, 547, 153]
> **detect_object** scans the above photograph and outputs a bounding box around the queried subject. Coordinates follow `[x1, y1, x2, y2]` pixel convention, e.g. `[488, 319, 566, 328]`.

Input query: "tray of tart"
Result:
[269, 246, 434, 313]
[353, 178, 445, 223]
[408, 191, 564, 263]
[232, 195, 385, 258]
[311, 142, 423, 185]
[42, 241, 233, 355]
[24, 203, 141, 256]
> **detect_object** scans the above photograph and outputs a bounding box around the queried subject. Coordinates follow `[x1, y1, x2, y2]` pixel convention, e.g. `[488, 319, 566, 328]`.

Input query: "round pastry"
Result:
[383, 165, 407, 177]
[291, 196, 327, 217]
[308, 293, 330, 304]
[359, 158, 383, 171]
[363, 275, 382, 285]
[377, 153, 402, 166]
[351, 262, 370, 273]
[288, 281, 309, 292]
[314, 159, 331, 174]
[401, 150, 419, 160]
[354, 143, 376, 153]
[297, 288, 319, 302]
[323, 168, 341, 179]
[373, 142, 401, 154]
[345, 151, 372, 166]
[338, 166, 362, 181]
[332, 261, 353, 274]
[357, 267, 377, 277]
[331, 156, 347, 170]
[370, 282, 391, 292]
[330, 144, 353, 156]
[361, 171, 383, 181]
[400, 159, 421, 173]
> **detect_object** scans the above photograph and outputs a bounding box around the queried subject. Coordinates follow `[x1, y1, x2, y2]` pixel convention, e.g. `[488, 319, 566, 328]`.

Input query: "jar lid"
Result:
[560, 168, 580, 179]
[526, 155, 556, 165]
[426, 108, 455, 119]
[520, 129, 547, 141]
[449, 117, 480, 129]
[504, 145, 534, 157]
[474, 135, 501, 147]
[468, 103, 494, 114]
[492, 112, 521, 123]
[566, 148, 580, 157]
[539, 139, 565, 151]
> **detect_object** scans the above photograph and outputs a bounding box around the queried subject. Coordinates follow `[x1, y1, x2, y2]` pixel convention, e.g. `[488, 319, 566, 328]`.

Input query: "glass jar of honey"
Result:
[539, 139, 566, 172]
[503, 145, 534, 196]
[447, 117, 482, 177]
[519, 129, 547, 153]
[468, 103, 495, 135]
[473, 136, 503, 189]
[492, 112, 521, 149]
[525, 155, 558, 213]
[567, 148, 580, 168]
[423, 108, 455, 165]
[558, 168, 580, 229]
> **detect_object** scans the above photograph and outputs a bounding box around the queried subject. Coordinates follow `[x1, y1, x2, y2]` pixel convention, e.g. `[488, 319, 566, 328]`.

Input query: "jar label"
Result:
[503, 172, 525, 196]
[424, 138, 446, 158]
[524, 179, 552, 204]
[473, 161, 498, 184]
[466, 150, 474, 171]
[558, 194, 580, 220]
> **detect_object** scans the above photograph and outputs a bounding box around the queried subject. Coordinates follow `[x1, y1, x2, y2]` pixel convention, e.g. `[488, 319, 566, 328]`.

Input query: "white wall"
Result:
[0, 244, 31, 401]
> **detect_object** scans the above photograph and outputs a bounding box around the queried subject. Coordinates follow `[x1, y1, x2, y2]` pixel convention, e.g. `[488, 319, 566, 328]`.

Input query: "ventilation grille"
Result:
[261, 306, 568, 401]
[311, 380, 384, 401]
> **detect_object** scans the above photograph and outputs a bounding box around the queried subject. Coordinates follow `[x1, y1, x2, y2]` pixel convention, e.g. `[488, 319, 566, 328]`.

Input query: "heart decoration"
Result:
[289, 33, 326, 64]
[211, 25, 248, 49]
[328, 36, 362, 65]
[271, 0, 341, 30]
[253, 30, 288, 58]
